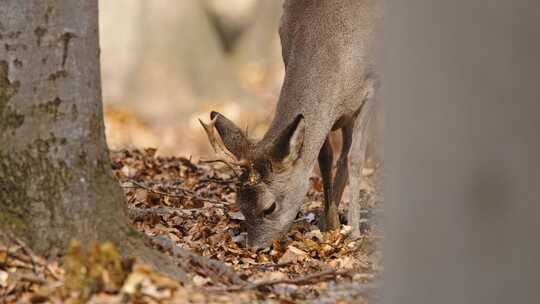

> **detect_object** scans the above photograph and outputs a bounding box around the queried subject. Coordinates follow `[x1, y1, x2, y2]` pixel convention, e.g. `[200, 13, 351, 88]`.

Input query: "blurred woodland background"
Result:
[100, 0, 285, 157]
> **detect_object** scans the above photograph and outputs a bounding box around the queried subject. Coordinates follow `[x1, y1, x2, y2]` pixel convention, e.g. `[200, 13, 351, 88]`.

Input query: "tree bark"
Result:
[0, 0, 186, 282]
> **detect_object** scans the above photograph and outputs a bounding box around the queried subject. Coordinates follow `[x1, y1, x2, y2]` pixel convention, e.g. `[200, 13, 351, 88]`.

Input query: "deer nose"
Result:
[251, 243, 271, 252]
[247, 235, 272, 251]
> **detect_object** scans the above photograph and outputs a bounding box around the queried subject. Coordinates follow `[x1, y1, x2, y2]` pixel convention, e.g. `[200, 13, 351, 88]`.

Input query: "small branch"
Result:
[5, 233, 38, 275]
[127, 207, 227, 222]
[216, 269, 353, 292]
[126, 180, 224, 205]
[147, 235, 245, 286]
[128, 180, 187, 198]
[0, 232, 60, 281]
[250, 262, 293, 270]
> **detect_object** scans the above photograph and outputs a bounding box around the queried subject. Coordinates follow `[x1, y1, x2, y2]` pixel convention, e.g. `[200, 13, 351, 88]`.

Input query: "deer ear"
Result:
[272, 115, 305, 164]
[205, 111, 250, 160]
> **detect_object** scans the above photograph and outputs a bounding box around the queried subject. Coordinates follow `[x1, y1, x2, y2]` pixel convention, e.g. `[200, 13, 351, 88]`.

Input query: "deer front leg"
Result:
[348, 102, 374, 237]
[318, 137, 339, 231]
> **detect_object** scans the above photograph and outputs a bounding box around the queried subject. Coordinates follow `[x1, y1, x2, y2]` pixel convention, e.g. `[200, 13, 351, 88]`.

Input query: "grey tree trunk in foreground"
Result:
[0, 0, 185, 281]
[383, 0, 540, 303]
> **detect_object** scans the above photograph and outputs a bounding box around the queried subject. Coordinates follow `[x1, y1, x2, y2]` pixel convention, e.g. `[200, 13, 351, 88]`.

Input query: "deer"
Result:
[200, 0, 380, 248]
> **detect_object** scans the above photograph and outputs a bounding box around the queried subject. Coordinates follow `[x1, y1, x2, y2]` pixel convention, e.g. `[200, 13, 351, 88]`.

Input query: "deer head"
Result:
[200, 111, 309, 248]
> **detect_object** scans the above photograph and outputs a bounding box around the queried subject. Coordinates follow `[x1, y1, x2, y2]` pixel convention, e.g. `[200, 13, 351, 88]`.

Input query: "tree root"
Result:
[147, 235, 245, 286]
[112, 228, 191, 285]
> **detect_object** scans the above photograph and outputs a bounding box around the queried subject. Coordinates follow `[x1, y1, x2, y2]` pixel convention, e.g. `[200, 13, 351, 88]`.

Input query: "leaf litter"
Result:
[0, 148, 381, 303]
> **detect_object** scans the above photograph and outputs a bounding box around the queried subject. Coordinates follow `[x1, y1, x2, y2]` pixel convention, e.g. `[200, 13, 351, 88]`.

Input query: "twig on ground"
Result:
[128, 180, 188, 198]
[215, 269, 354, 292]
[251, 262, 293, 270]
[3, 233, 38, 275]
[0, 232, 60, 281]
[125, 180, 225, 205]
[127, 206, 228, 222]
[147, 235, 245, 285]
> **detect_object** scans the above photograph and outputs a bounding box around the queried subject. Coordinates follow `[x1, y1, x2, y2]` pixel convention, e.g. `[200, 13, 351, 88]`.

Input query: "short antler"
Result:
[199, 116, 250, 178]
[198, 116, 238, 162]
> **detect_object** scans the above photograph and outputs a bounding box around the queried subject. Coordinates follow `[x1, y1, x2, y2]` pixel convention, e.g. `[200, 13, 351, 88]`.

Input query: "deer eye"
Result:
[262, 202, 277, 217]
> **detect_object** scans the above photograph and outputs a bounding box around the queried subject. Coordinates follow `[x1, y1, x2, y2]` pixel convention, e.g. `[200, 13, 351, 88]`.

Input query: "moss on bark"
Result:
[0, 60, 24, 132]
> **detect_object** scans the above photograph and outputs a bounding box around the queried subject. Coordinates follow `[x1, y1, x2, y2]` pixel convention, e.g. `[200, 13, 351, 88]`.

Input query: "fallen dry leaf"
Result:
[0, 148, 382, 303]
[278, 246, 308, 264]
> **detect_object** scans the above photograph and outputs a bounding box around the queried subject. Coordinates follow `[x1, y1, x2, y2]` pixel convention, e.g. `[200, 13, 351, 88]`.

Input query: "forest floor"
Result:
[1, 149, 381, 303]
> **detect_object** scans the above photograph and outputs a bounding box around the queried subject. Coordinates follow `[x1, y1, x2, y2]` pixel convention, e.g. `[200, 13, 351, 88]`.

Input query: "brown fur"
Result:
[204, 0, 380, 247]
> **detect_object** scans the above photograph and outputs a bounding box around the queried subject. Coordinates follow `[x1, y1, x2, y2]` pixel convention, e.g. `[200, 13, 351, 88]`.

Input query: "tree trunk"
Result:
[119, 0, 248, 125]
[0, 0, 186, 282]
[231, 0, 284, 87]
[202, 0, 257, 53]
[99, 0, 145, 105]
[384, 0, 540, 303]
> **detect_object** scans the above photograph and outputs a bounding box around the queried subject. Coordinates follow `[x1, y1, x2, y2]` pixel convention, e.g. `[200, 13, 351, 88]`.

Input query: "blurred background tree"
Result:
[99, 0, 285, 157]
